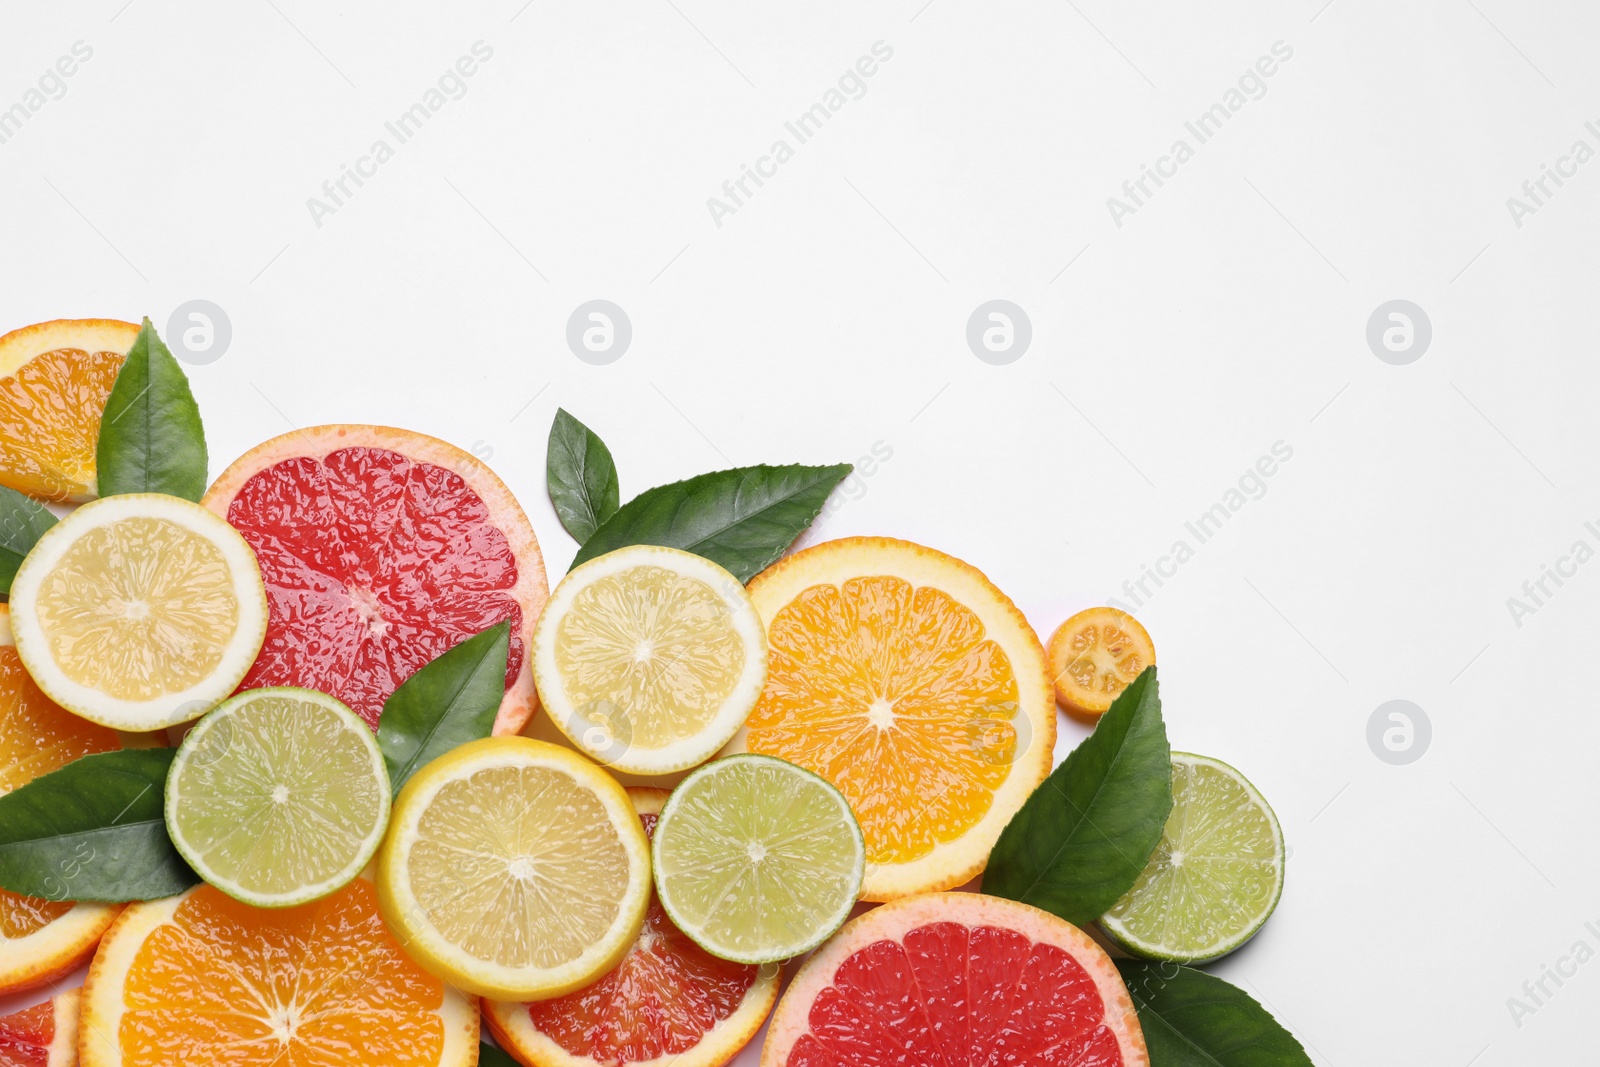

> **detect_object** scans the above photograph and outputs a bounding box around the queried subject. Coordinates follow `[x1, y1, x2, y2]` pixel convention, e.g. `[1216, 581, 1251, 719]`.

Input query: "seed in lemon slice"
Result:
[1100, 753, 1285, 964]
[378, 736, 651, 1000]
[1047, 606, 1155, 716]
[653, 754, 863, 965]
[165, 687, 390, 908]
[9, 494, 268, 731]
[533, 545, 767, 775]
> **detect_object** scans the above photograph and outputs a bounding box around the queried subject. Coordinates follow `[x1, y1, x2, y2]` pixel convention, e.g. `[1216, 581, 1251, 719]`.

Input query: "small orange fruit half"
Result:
[0, 319, 138, 502]
[728, 537, 1055, 902]
[0, 986, 80, 1066]
[1046, 607, 1155, 717]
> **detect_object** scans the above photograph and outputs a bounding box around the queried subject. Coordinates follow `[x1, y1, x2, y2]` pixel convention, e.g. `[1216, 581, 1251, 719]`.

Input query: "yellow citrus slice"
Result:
[533, 545, 767, 775]
[377, 737, 651, 1000]
[8, 494, 268, 731]
[0, 318, 138, 502]
[0, 603, 123, 997]
[79, 877, 477, 1067]
[1047, 607, 1155, 716]
[727, 537, 1055, 901]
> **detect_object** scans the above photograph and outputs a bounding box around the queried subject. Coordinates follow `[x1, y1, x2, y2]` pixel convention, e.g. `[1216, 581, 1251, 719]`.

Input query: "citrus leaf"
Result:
[983, 666, 1171, 924]
[0, 485, 56, 593]
[1116, 961, 1314, 1066]
[0, 748, 197, 902]
[479, 1042, 520, 1067]
[572, 463, 853, 582]
[377, 622, 511, 798]
[95, 318, 208, 501]
[547, 408, 620, 542]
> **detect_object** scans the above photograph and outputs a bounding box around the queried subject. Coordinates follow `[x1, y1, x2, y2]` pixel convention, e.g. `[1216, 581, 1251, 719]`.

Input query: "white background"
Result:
[4, 1, 1599, 1063]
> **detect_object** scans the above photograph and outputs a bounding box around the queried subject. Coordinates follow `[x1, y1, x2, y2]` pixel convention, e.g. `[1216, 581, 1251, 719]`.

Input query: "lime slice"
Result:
[165, 687, 390, 908]
[653, 754, 864, 964]
[1100, 752, 1285, 963]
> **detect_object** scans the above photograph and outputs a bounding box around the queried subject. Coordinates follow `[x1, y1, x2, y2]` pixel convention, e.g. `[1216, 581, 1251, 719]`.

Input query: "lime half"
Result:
[166, 687, 390, 908]
[1100, 752, 1285, 963]
[653, 754, 864, 964]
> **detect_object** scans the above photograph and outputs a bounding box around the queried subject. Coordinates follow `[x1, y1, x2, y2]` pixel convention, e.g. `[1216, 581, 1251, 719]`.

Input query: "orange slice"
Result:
[727, 537, 1055, 902]
[0, 986, 79, 1066]
[0, 319, 138, 502]
[1046, 607, 1155, 716]
[0, 604, 122, 997]
[79, 878, 477, 1067]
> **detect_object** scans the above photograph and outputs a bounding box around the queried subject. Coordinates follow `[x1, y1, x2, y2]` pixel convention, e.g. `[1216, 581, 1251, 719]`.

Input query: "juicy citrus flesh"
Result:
[91, 880, 461, 1067]
[1048, 608, 1154, 715]
[166, 690, 389, 907]
[1101, 754, 1284, 963]
[0, 997, 56, 1067]
[553, 564, 747, 751]
[30, 515, 241, 702]
[0, 345, 124, 502]
[221, 444, 527, 728]
[654, 756, 863, 964]
[745, 577, 1018, 868]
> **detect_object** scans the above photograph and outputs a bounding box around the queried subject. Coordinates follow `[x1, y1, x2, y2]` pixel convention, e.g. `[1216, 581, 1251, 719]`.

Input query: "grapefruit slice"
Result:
[0, 987, 79, 1066]
[761, 893, 1148, 1067]
[484, 788, 779, 1067]
[202, 425, 548, 733]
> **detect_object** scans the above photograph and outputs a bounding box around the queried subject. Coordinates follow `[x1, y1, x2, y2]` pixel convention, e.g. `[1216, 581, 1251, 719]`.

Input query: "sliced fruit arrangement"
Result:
[378, 737, 651, 1000]
[1101, 752, 1285, 964]
[760, 892, 1148, 1067]
[731, 537, 1055, 901]
[8, 494, 268, 732]
[0, 986, 79, 1067]
[165, 688, 390, 908]
[202, 425, 548, 733]
[0, 318, 136, 503]
[533, 545, 767, 775]
[485, 788, 779, 1067]
[1048, 606, 1155, 717]
[79, 878, 478, 1067]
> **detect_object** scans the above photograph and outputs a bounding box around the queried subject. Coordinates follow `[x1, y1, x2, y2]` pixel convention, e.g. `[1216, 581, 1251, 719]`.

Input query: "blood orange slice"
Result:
[761, 893, 1148, 1067]
[484, 788, 779, 1067]
[0, 987, 79, 1067]
[202, 425, 548, 733]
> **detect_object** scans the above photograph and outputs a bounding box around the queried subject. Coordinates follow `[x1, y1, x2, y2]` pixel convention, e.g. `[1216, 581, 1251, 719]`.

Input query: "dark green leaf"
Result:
[1116, 961, 1313, 1066]
[0, 748, 197, 902]
[547, 408, 620, 543]
[95, 318, 208, 501]
[478, 1042, 521, 1067]
[572, 463, 853, 582]
[0, 485, 56, 593]
[983, 666, 1171, 924]
[377, 622, 511, 797]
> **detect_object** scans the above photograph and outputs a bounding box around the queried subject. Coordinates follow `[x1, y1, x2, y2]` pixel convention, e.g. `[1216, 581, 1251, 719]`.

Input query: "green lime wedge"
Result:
[165, 687, 390, 908]
[1100, 752, 1285, 963]
[653, 753, 864, 964]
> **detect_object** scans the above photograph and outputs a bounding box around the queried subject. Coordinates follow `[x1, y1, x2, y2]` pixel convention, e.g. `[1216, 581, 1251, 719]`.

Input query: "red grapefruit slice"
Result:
[762, 893, 1148, 1067]
[202, 425, 547, 733]
[484, 788, 779, 1067]
[0, 987, 78, 1067]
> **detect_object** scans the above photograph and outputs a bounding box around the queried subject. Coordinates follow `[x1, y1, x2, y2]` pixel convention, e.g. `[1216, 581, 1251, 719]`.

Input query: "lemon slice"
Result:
[377, 737, 651, 1000]
[532, 545, 767, 775]
[9, 493, 268, 731]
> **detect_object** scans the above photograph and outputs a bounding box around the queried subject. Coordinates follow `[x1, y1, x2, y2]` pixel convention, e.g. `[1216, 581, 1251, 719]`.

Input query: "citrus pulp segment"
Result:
[1100, 752, 1285, 964]
[165, 687, 390, 908]
[729, 537, 1055, 901]
[760, 892, 1149, 1067]
[8, 494, 268, 732]
[484, 787, 779, 1067]
[377, 737, 651, 1000]
[1047, 607, 1155, 716]
[0, 987, 78, 1067]
[0, 318, 137, 502]
[201, 425, 547, 734]
[533, 545, 767, 775]
[78, 878, 477, 1067]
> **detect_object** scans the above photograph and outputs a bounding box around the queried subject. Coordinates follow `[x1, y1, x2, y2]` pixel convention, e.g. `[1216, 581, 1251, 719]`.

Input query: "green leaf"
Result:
[1116, 961, 1314, 1066]
[377, 622, 511, 798]
[0, 748, 197, 902]
[571, 463, 853, 582]
[478, 1042, 521, 1067]
[983, 666, 1171, 924]
[547, 408, 620, 543]
[95, 318, 208, 501]
[0, 485, 56, 593]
